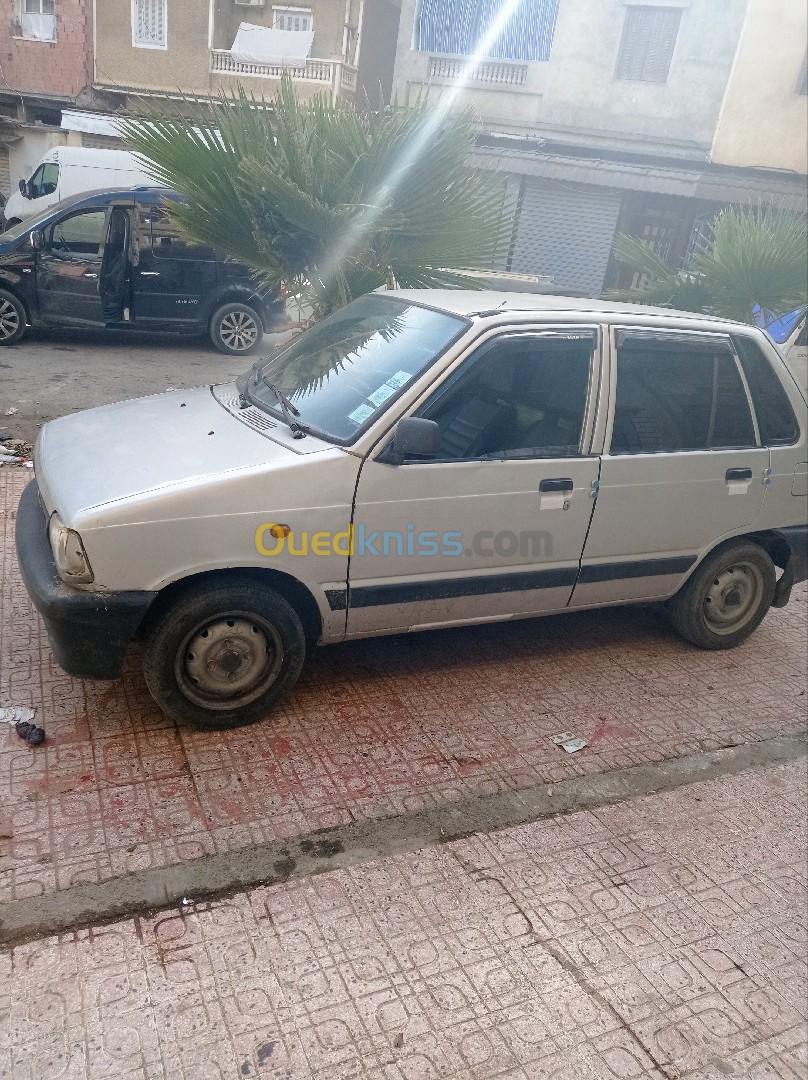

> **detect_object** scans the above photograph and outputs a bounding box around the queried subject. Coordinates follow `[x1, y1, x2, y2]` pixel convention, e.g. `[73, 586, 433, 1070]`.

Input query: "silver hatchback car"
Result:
[17, 292, 808, 728]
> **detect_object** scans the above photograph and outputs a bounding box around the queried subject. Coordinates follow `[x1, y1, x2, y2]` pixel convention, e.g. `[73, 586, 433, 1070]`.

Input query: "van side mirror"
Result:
[19, 179, 27, 198]
[30, 229, 46, 251]
[383, 417, 440, 464]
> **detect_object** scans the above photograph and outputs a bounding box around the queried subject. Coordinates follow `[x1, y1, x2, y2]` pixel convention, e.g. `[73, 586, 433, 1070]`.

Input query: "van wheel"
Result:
[3, 219, 21, 230]
[0, 289, 27, 346]
[142, 578, 306, 729]
[668, 542, 775, 650]
[210, 302, 263, 355]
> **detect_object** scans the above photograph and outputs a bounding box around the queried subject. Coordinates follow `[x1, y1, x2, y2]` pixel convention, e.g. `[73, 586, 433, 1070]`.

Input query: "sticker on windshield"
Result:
[347, 403, 376, 426]
[386, 370, 410, 389]
[367, 382, 398, 408]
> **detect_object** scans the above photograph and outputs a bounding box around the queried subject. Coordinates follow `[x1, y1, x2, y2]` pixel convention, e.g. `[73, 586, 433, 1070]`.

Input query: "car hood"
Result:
[35, 386, 307, 522]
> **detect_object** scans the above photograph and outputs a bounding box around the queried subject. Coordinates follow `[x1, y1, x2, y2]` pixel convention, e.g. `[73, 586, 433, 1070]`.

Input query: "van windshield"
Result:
[239, 295, 468, 444]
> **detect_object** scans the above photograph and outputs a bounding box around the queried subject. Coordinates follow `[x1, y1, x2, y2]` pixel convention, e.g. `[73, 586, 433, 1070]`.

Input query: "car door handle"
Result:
[139, 271, 160, 278]
[725, 468, 753, 482]
[82, 272, 98, 279]
[539, 478, 574, 493]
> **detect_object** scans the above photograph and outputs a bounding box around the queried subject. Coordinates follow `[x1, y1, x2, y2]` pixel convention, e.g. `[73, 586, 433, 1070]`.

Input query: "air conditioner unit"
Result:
[234, 0, 265, 7]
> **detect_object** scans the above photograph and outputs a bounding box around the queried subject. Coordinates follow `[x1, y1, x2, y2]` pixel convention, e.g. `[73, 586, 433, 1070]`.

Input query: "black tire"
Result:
[668, 541, 776, 650]
[0, 289, 27, 346]
[210, 301, 263, 356]
[142, 578, 306, 729]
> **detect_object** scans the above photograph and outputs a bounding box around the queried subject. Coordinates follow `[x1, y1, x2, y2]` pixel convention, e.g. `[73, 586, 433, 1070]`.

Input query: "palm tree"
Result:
[609, 202, 808, 327]
[120, 78, 507, 317]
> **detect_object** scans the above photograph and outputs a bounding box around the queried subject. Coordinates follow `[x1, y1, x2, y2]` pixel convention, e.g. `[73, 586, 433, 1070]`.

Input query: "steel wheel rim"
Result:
[703, 561, 765, 635]
[0, 299, 20, 341]
[220, 310, 258, 352]
[175, 611, 284, 710]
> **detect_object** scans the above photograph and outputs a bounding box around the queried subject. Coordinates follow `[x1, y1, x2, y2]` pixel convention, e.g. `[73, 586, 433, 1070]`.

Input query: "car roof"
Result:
[390, 289, 741, 328]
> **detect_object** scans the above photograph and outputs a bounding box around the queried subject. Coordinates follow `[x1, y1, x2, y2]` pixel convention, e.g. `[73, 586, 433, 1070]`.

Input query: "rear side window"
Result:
[611, 333, 756, 454]
[734, 335, 800, 445]
[149, 208, 217, 261]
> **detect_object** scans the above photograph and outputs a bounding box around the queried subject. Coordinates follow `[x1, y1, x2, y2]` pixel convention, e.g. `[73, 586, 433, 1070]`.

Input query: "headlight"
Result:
[48, 513, 94, 584]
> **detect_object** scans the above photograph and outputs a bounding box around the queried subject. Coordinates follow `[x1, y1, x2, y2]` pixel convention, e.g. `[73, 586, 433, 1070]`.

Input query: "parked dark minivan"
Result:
[0, 187, 285, 355]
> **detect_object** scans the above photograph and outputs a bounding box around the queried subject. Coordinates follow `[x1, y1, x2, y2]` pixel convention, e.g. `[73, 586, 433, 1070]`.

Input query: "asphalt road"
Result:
[0, 325, 295, 444]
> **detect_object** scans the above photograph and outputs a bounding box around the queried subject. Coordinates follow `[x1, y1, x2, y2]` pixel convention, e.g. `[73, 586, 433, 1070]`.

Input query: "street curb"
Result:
[1, 734, 805, 946]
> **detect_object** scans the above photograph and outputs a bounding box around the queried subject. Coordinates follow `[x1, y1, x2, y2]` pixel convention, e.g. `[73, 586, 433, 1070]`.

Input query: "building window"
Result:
[615, 6, 682, 83]
[17, 0, 57, 42]
[272, 6, 313, 32]
[132, 0, 167, 50]
[415, 0, 559, 63]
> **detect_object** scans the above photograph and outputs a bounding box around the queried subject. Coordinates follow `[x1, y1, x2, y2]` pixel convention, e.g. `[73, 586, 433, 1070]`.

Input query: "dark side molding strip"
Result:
[577, 555, 696, 584]
[326, 555, 695, 612]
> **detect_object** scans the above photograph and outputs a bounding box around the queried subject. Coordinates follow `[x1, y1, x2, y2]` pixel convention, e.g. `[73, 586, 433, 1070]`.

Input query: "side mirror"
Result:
[30, 229, 46, 251]
[19, 179, 27, 198]
[385, 416, 440, 464]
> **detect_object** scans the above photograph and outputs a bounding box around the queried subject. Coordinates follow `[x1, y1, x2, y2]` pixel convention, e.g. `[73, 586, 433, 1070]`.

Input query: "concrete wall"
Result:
[711, 0, 808, 174]
[94, 0, 211, 95]
[1, 0, 92, 99]
[391, 0, 748, 155]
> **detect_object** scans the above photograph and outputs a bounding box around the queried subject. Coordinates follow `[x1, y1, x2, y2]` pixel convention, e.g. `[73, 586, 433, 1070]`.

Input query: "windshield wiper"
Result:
[261, 378, 308, 439]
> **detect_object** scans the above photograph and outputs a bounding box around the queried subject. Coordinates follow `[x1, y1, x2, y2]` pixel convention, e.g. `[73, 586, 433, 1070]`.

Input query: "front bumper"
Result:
[15, 480, 157, 679]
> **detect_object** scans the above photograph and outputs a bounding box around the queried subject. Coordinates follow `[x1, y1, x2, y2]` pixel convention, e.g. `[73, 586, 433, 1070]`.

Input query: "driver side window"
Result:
[50, 210, 107, 257]
[29, 163, 59, 199]
[416, 333, 595, 461]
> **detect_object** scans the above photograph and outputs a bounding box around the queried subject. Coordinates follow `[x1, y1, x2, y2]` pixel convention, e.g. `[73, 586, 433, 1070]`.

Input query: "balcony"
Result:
[428, 55, 528, 88]
[210, 51, 358, 100]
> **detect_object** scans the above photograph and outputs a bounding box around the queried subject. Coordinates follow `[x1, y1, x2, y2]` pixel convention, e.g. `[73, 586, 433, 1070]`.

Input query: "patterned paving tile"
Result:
[2, 761, 806, 1079]
[2, 467, 807, 903]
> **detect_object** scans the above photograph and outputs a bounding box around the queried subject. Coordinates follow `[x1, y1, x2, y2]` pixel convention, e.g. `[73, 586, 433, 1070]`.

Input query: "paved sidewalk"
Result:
[2, 467, 807, 908]
[2, 759, 806, 1079]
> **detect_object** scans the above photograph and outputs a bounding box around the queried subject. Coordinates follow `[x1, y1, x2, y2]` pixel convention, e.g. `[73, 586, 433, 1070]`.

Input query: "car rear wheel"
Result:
[0, 289, 27, 346]
[668, 541, 775, 649]
[210, 301, 263, 356]
[142, 578, 306, 729]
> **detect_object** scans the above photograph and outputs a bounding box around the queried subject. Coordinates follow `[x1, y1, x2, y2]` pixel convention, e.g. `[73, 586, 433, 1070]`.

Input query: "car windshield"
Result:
[239, 294, 468, 443]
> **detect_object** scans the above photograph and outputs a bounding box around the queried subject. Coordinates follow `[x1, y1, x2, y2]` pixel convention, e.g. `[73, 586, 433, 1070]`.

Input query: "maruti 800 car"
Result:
[16, 292, 808, 729]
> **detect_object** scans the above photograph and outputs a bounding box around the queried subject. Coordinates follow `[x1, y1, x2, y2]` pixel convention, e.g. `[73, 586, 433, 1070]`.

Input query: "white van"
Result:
[2, 146, 154, 228]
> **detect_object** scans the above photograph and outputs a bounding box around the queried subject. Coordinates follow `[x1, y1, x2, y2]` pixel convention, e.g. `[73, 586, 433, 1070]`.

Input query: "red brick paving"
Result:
[2, 467, 806, 903]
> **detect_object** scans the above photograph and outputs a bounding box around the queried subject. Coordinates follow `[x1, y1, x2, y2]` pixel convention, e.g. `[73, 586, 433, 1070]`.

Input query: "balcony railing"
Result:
[428, 55, 528, 87]
[211, 51, 358, 99]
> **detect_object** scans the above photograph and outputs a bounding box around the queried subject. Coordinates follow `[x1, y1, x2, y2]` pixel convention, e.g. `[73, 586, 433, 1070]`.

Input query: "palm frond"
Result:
[121, 75, 506, 316]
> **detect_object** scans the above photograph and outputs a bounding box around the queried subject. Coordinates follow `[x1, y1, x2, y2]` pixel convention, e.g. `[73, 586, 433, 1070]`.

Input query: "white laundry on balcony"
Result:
[230, 23, 314, 70]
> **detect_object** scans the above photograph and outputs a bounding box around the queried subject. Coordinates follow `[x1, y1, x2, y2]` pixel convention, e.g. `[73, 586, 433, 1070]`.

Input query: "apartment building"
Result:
[93, 0, 369, 109]
[390, 0, 808, 296]
[0, 0, 93, 197]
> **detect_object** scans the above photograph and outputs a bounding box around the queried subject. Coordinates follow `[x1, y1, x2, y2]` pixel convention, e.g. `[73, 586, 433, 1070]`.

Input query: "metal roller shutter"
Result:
[509, 179, 623, 296]
[0, 147, 10, 198]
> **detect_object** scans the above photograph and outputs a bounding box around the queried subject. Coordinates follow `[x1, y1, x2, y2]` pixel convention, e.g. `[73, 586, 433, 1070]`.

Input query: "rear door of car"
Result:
[130, 203, 216, 327]
[571, 326, 769, 608]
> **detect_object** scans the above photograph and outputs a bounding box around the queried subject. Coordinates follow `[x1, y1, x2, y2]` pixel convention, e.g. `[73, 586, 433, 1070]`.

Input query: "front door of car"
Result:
[571, 328, 769, 608]
[131, 205, 216, 326]
[37, 206, 109, 324]
[346, 329, 602, 636]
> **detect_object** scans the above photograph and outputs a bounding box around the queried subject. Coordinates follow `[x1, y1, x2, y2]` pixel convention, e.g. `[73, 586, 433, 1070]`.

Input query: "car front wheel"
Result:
[0, 289, 27, 346]
[210, 301, 263, 356]
[668, 541, 775, 649]
[142, 578, 306, 729]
